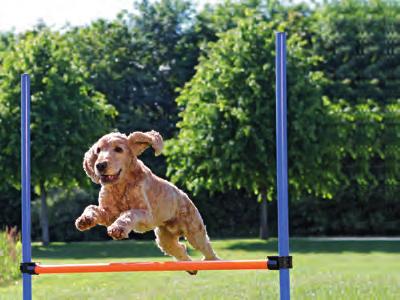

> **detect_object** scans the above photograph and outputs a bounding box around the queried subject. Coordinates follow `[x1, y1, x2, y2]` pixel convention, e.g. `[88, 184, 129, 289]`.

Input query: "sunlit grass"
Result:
[1, 238, 399, 299]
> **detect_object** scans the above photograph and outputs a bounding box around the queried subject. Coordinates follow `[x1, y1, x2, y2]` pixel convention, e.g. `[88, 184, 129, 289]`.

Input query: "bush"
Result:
[27, 185, 400, 242]
[31, 188, 155, 242]
[30, 188, 107, 242]
[0, 187, 21, 229]
[0, 226, 22, 284]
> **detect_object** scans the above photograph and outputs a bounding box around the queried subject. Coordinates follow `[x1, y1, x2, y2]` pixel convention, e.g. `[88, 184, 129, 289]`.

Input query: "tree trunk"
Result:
[259, 191, 268, 240]
[39, 181, 50, 246]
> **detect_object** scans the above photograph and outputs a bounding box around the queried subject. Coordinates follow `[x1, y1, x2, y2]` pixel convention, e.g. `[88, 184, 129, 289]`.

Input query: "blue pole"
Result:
[21, 74, 32, 300]
[275, 33, 291, 300]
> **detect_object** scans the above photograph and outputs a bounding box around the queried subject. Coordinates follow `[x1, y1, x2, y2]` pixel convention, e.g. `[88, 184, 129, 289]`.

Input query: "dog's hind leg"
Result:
[155, 226, 197, 275]
[184, 218, 219, 261]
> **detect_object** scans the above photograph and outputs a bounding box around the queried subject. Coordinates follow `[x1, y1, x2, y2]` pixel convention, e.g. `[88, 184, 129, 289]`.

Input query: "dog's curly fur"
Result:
[75, 131, 219, 274]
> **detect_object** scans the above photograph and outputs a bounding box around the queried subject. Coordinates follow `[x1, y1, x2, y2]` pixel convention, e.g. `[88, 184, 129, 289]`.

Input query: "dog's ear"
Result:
[127, 130, 163, 157]
[83, 144, 100, 184]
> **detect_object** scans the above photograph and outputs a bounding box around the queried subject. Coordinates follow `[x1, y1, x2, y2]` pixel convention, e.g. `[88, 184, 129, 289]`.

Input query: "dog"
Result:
[75, 131, 219, 274]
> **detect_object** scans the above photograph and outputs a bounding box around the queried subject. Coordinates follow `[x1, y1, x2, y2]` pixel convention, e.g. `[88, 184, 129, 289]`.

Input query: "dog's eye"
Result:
[96, 147, 101, 154]
[114, 146, 123, 153]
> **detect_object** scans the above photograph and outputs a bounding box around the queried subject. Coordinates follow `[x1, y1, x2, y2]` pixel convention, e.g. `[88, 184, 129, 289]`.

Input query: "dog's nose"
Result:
[96, 162, 107, 172]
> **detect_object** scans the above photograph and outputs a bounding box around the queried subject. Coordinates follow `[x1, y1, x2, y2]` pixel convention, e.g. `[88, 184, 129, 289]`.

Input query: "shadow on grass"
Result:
[32, 240, 176, 260]
[32, 238, 400, 260]
[224, 239, 400, 254]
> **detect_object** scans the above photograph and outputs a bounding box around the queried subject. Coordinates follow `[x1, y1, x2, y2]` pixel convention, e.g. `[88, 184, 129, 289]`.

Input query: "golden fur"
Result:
[75, 131, 219, 274]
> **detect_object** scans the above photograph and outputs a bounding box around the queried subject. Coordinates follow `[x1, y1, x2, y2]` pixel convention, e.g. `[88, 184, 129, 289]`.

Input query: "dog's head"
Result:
[83, 131, 163, 185]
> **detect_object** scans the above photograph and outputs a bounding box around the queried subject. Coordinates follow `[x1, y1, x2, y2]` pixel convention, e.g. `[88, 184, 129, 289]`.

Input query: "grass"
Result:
[0, 238, 399, 299]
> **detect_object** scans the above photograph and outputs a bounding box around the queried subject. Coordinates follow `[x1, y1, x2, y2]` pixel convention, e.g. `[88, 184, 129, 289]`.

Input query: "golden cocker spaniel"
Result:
[75, 131, 219, 274]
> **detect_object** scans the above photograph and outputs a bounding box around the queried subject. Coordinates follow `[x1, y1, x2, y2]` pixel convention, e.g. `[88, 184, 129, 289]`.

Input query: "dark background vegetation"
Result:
[0, 0, 398, 243]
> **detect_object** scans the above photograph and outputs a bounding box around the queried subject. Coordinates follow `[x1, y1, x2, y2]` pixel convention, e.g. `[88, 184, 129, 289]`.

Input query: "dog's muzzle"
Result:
[100, 169, 122, 184]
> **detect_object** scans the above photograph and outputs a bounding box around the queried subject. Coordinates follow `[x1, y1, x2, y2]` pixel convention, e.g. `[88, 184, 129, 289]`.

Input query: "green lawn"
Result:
[1, 238, 399, 299]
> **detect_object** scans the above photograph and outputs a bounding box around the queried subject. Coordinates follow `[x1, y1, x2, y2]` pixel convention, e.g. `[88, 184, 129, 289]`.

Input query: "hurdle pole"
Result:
[33, 260, 270, 274]
[21, 74, 32, 300]
[275, 32, 291, 300]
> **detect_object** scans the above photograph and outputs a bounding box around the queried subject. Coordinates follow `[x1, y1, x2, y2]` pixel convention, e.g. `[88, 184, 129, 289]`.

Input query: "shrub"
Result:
[0, 226, 22, 284]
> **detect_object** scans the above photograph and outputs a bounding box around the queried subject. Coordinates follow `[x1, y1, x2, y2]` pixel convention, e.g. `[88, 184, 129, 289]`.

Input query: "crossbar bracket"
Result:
[20, 262, 38, 275]
[267, 256, 292, 270]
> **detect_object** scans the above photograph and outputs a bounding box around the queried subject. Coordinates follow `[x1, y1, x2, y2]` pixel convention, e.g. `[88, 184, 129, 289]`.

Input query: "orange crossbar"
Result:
[35, 260, 268, 274]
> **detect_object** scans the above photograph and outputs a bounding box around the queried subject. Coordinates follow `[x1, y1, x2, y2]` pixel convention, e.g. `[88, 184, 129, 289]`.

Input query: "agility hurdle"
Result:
[20, 32, 292, 299]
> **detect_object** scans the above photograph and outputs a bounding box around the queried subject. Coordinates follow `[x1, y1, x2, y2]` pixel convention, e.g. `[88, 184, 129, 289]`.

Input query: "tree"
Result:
[313, 0, 400, 201]
[0, 28, 116, 245]
[194, 0, 264, 44]
[164, 8, 340, 239]
[67, 0, 199, 138]
[65, 18, 148, 133]
[0, 32, 15, 61]
[66, 0, 201, 176]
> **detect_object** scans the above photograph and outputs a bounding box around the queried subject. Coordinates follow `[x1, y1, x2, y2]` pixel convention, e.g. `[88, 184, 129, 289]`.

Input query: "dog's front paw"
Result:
[107, 224, 129, 240]
[75, 215, 95, 231]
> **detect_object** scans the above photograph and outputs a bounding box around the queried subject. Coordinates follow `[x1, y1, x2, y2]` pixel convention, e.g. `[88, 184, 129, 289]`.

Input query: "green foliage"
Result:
[31, 189, 109, 242]
[0, 186, 20, 228]
[314, 0, 399, 104]
[0, 228, 21, 284]
[67, 0, 199, 137]
[0, 28, 117, 189]
[0, 32, 15, 63]
[66, 17, 148, 133]
[192, 190, 260, 237]
[0, 0, 398, 239]
[290, 190, 400, 235]
[165, 8, 337, 200]
[314, 0, 400, 196]
[195, 0, 266, 44]
[131, 0, 198, 90]
[65, 0, 201, 176]
[166, 0, 399, 208]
